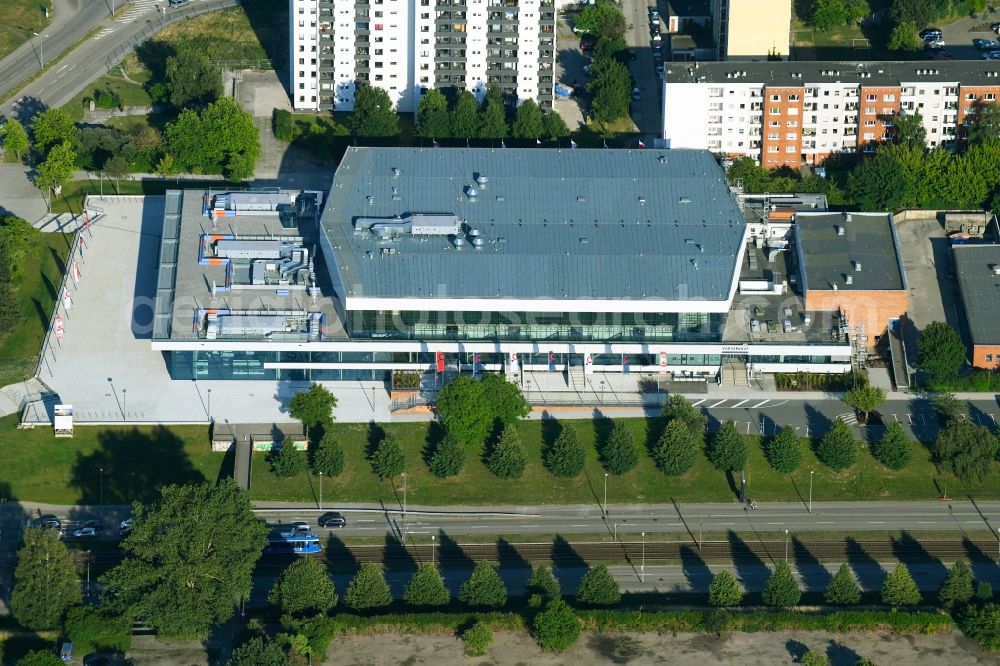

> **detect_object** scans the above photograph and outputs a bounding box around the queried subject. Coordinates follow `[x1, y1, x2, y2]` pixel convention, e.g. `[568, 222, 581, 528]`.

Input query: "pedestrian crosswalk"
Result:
[835, 411, 858, 425]
[118, 0, 160, 23]
[93, 27, 116, 40]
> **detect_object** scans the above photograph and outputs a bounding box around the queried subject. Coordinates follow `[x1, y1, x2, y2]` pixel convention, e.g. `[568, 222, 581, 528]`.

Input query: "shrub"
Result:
[575, 565, 621, 606]
[459, 561, 507, 608]
[227, 636, 288, 666]
[268, 439, 306, 477]
[403, 564, 450, 607]
[708, 570, 743, 607]
[312, 430, 344, 477]
[370, 434, 405, 480]
[543, 425, 586, 478]
[871, 422, 914, 470]
[938, 560, 974, 611]
[533, 598, 581, 652]
[15, 652, 64, 666]
[63, 606, 132, 655]
[344, 563, 392, 610]
[462, 621, 493, 656]
[815, 418, 857, 471]
[801, 652, 828, 666]
[762, 561, 801, 607]
[651, 419, 697, 476]
[824, 564, 861, 606]
[882, 563, 921, 608]
[706, 420, 748, 471]
[764, 426, 802, 474]
[486, 423, 528, 479]
[978, 581, 994, 602]
[268, 557, 338, 617]
[428, 431, 465, 478]
[273, 109, 294, 141]
[661, 394, 708, 444]
[961, 602, 1000, 650]
[599, 419, 639, 475]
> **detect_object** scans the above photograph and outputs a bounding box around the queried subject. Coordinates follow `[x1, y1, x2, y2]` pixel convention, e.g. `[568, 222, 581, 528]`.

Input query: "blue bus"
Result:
[264, 530, 322, 555]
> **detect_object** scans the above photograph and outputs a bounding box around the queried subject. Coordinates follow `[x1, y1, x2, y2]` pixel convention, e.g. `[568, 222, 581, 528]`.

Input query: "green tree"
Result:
[479, 97, 507, 139]
[726, 156, 775, 193]
[961, 602, 1000, 650]
[428, 430, 466, 478]
[844, 0, 870, 23]
[811, 0, 848, 30]
[815, 418, 857, 472]
[403, 563, 450, 607]
[844, 385, 886, 421]
[156, 153, 179, 179]
[706, 420, 748, 471]
[764, 426, 803, 474]
[436, 374, 529, 449]
[574, 0, 627, 37]
[978, 581, 994, 601]
[593, 35, 628, 61]
[269, 439, 307, 477]
[370, 433, 405, 480]
[165, 98, 260, 179]
[651, 418, 696, 476]
[165, 48, 222, 107]
[268, 557, 338, 617]
[824, 563, 862, 605]
[931, 391, 963, 422]
[589, 57, 631, 123]
[934, 418, 999, 482]
[532, 598, 581, 652]
[416, 89, 451, 139]
[918, 321, 966, 383]
[11, 528, 82, 630]
[847, 148, 906, 211]
[599, 419, 639, 475]
[15, 652, 64, 666]
[312, 430, 345, 476]
[894, 110, 926, 147]
[762, 561, 801, 607]
[708, 570, 744, 607]
[543, 424, 586, 478]
[103, 153, 130, 194]
[542, 111, 571, 141]
[227, 637, 290, 666]
[350, 86, 400, 137]
[35, 141, 76, 204]
[575, 565, 620, 605]
[63, 606, 131, 656]
[344, 563, 392, 610]
[462, 622, 493, 656]
[486, 423, 527, 479]
[100, 480, 267, 638]
[1, 118, 30, 161]
[871, 422, 914, 470]
[450, 90, 481, 140]
[938, 559, 974, 611]
[526, 565, 561, 604]
[967, 102, 1000, 144]
[459, 561, 507, 608]
[481, 373, 530, 428]
[31, 108, 77, 155]
[511, 99, 544, 139]
[288, 383, 337, 432]
[888, 20, 920, 51]
[882, 563, 921, 608]
[662, 394, 708, 444]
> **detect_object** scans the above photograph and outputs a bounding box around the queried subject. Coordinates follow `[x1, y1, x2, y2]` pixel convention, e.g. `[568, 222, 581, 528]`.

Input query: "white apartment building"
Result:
[663, 61, 1000, 166]
[289, 0, 556, 113]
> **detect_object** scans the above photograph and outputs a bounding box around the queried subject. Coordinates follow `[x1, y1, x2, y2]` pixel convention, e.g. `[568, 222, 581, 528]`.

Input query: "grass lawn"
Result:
[250, 417, 1000, 506]
[51, 177, 245, 215]
[0, 0, 52, 61]
[0, 229, 70, 387]
[61, 70, 153, 122]
[0, 415, 222, 504]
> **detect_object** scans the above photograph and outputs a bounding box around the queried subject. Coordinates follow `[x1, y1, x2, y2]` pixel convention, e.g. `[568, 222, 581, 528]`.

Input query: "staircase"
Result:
[567, 364, 586, 392]
[720, 359, 749, 387]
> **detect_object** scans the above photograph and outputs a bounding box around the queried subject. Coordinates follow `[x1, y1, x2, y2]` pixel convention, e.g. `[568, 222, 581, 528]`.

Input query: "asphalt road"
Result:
[1, 0, 237, 120]
[0, 0, 112, 104]
[623, 0, 660, 139]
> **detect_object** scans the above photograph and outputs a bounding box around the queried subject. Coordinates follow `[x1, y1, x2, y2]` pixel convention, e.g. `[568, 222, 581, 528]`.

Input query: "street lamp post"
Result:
[402, 472, 407, 520]
[808, 470, 814, 514]
[431, 535, 436, 567]
[86, 551, 91, 601]
[32, 32, 46, 68]
[784, 529, 789, 563]
[613, 522, 618, 541]
[207, 388, 212, 422]
[99, 467, 103, 505]
[641, 532, 646, 583]
[603, 472, 608, 516]
[318, 472, 323, 510]
[122, 388, 126, 420]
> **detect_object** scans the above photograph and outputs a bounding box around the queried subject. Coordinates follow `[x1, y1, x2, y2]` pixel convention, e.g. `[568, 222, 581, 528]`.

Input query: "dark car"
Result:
[35, 515, 60, 529]
[318, 512, 347, 528]
[974, 38, 1000, 50]
[919, 27, 942, 40]
[82, 519, 104, 531]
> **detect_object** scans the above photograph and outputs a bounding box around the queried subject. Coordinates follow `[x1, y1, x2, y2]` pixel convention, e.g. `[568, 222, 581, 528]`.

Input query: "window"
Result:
[865, 107, 875, 114]
[768, 132, 779, 139]
[785, 146, 796, 153]
[786, 132, 797, 140]
[767, 146, 779, 153]
[770, 94, 781, 101]
[866, 94, 876, 101]
[769, 107, 780, 115]
[988, 354, 994, 362]
[864, 119, 876, 126]
[788, 94, 799, 101]
[864, 132, 875, 140]
[884, 94, 896, 101]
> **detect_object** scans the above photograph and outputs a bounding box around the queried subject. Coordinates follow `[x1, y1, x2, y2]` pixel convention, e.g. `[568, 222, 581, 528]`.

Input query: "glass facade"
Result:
[347, 310, 724, 342]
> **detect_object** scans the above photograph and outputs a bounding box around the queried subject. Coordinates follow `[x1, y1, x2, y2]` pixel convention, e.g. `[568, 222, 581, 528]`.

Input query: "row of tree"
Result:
[579, 0, 631, 124]
[414, 87, 571, 142]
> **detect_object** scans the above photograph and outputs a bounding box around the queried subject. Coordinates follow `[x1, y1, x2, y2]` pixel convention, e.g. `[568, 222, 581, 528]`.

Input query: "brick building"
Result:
[953, 245, 1000, 369]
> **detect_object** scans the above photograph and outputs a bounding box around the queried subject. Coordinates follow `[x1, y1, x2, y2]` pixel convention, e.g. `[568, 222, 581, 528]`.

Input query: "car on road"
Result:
[81, 519, 104, 531]
[318, 512, 347, 528]
[974, 38, 1000, 50]
[35, 515, 60, 530]
[983, 51, 1000, 60]
[168, 0, 190, 6]
[292, 521, 311, 534]
[72, 527, 97, 538]
[632, 87, 641, 100]
[649, 8, 660, 23]
[919, 27, 942, 40]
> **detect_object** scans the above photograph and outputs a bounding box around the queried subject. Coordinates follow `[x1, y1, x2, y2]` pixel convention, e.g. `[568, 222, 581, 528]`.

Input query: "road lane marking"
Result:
[56, 65, 68, 73]
[355, 519, 375, 523]
[868, 521, 886, 524]
[570, 524, 588, 527]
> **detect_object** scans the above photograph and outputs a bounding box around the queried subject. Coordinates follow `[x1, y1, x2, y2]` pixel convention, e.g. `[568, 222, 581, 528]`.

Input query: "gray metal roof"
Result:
[953, 245, 1000, 346]
[795, 212, 906, 292]
[321, 147, 747, 303]
[665, 60, 1000, 86]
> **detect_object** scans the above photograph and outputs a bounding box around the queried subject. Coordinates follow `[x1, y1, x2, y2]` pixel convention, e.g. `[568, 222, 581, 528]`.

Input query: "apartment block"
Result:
[663, 61, 1000, 167]
[712, 0, 791, 60]
[289, 0, 556, 114]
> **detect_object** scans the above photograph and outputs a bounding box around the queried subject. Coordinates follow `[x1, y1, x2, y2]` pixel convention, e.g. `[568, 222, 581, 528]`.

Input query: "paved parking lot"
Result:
[940, 10, 1000, 61]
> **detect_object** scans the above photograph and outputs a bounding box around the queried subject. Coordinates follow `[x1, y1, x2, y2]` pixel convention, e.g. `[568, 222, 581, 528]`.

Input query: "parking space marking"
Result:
[691, 399, 706, 406]
[709, 400, 727, 408]
[731, 399, 748, 408]
[751, 400, 769, 408]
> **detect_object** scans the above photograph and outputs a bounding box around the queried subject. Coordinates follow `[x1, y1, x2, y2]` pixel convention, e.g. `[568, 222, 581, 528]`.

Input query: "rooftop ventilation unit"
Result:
[854, 260, 862, 272]
[392, 167, 401, 177]
[465, 186, 478, 200]
[475, 173, 489, 187]
[836, 225, 845, 236]
[991, 263, 1000, 275]
[845, 213, 853, 222]
[845, 275, 854, 285]
[451, 235, 465, 249]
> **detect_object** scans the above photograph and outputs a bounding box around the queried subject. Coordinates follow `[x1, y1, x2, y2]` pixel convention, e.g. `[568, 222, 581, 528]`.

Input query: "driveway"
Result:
[623, 0, 660, 138]
[941, 9, 1000, 61]
[0, 163, 48, 223]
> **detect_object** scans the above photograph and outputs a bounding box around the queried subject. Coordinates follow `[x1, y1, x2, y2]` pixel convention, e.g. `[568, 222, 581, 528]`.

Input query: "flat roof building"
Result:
[953, 245, 1000, 369]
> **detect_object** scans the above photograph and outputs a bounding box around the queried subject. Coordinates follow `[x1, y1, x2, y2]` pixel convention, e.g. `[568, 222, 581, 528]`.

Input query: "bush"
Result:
[227, 636, 289, 666]
[938, 560, 974, 611]
[273, 109, 294, 141]
[268, 557, 338, 617]
[762, 561, 801, 607]
[961, 602, 1000, 650]
[801, 652, 828, 666]
[599, 419, 639, 475]
[486, 423, 528, 479]
[882, 563, 921, 608]
[460, 561, 507, 608]
[403, 564, 450, 607]
[312, 430, 344, 476]
[575, 565, 621, 606]
[63, 606, 132, 655]
[526, 566, 561, 604]
[268, 439, 306, 477]
[15, 652, 63, 666]
[462, 621, 493, 656]
[428, 431, 465, 478]
[370, 434, 406, 480]
[824, 564, 861, 606]
[651, 419, 697, 476]
[543, 425, 586, 478]
[764, 426, 802, 474]
[871, 422, 914, 470]
[533, 598, 581, 652]
[815, 418, 857, 471]
[708, 570, 743, 607]
[978, 581, 994, 602]
[706, 420, 748, 471]
[344, 563, 392, 610]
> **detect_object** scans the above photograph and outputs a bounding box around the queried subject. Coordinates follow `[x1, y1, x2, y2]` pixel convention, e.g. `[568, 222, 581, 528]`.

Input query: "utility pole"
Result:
[318, 472, 323, 510]
[641, 531, 646, 583]
[784, 529, 789, 563]
[603, 472, 608, 516]
[99, 467, 104, 505]
[431, 535, 436, 567]
[402, 472, 407, 521]
[808, 470, 814, 513]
